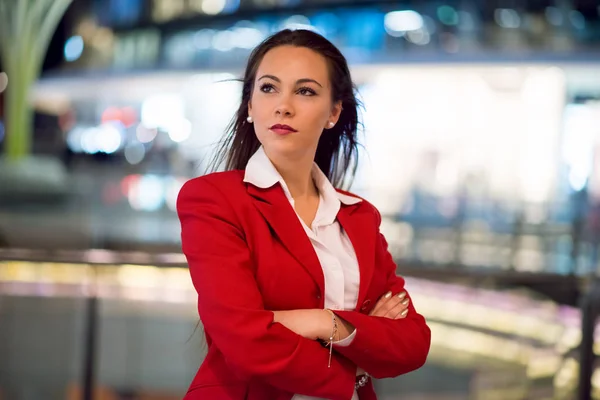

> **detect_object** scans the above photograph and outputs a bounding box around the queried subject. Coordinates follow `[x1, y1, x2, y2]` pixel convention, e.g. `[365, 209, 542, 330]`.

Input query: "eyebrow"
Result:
[258, 74, 323, 88]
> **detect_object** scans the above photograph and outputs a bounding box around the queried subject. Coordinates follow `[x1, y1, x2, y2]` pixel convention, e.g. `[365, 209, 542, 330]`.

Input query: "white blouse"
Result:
[243, 146, 362, 400]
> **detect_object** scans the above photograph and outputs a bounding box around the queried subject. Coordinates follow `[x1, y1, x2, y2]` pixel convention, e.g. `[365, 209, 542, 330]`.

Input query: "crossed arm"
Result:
[177, 178, 431, 398]
[274, 224, 431, 379]
[271, 290, 411, 346]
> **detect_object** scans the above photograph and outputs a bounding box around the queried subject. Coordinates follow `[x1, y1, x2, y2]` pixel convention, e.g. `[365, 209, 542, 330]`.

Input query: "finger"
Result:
[371, 291, 406, 317]
[395, 308, 409, 319]
[373, 292, 407, 318]
[392, 298, 410, 319]
[369, 291, 392, 316]
[382, 297, 410, 319]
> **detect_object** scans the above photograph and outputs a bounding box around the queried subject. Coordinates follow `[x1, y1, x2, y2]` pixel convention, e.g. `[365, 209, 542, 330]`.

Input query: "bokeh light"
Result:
[0, 72, 7, 93]
[64, 35, 84, 62]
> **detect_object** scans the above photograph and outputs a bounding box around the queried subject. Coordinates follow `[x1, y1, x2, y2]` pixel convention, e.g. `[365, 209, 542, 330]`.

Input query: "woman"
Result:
[177, 29, 430, 400]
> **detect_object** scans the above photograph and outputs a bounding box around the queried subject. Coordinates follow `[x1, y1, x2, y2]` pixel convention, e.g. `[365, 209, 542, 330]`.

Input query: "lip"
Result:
[269, 124, 297, 135]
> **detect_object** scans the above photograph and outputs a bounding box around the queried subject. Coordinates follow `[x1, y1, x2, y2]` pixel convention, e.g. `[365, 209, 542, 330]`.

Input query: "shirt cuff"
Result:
[333, 328, 356, 347]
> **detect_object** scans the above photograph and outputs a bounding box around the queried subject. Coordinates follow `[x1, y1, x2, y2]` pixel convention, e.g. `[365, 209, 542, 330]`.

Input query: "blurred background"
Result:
[1, 0, 600, 399]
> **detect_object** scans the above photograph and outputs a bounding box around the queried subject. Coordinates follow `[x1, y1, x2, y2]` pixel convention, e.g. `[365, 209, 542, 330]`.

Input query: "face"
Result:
[248, 45, 342, 161]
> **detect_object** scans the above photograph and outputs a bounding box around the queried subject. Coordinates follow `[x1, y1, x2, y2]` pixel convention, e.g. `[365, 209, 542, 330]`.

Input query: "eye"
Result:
[259, 83, 275, 93]
[297, 87, 316, 96]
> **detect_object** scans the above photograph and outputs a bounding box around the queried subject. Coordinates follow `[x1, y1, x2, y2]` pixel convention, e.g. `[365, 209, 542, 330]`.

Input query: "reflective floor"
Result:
[0, 264, 580, 400]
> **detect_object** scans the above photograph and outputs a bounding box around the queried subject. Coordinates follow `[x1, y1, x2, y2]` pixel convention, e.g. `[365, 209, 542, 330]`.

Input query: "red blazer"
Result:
[177, 170, 431, 400]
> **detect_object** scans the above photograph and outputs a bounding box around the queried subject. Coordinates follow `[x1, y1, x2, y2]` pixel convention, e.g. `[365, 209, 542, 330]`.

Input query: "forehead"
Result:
[256, 45, 330, 85]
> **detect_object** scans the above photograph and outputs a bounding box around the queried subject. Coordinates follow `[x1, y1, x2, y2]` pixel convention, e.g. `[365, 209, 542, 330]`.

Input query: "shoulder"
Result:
[177, 170, 246, 208]
[335, 188, 382, 222]
[180, 170, 245, 195]
[335, 188, 376, 210]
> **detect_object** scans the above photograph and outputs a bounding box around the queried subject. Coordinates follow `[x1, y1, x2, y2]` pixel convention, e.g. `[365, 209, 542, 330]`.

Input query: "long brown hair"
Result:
[207, 29, 362, 190]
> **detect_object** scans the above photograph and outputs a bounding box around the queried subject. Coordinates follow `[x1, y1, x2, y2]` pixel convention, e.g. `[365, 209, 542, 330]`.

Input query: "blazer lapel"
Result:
[337, 203, 377, 312]
[247, 183, 325, 296]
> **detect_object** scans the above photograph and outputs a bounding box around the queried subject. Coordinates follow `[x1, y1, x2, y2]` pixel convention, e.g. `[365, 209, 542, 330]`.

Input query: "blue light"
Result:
[437, 6, 459, 26]
[0, 120, 4, 143]
[64, 36, 84, 62]
[313, 12, 341, 36]
[224, 0, 241, 13]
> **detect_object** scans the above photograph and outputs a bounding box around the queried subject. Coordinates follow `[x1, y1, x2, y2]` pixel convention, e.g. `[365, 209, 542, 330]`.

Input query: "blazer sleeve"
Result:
[177, 177, 356, 400]
[332, 207, 431, 379]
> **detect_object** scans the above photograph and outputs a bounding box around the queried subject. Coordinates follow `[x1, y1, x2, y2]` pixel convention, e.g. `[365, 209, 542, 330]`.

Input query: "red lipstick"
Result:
[270, 124, 297, 135]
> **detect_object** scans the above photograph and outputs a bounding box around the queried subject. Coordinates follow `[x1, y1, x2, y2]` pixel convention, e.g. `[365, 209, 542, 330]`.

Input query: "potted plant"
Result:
[0, 0, 73, 203]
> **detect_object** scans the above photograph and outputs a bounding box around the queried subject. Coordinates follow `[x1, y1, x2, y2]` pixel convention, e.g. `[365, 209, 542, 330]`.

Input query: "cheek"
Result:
[307, 110, 331, 135]
[250, 93, 267, 116]
[302, 101, 330, 123]
[250, 90, 277, 114]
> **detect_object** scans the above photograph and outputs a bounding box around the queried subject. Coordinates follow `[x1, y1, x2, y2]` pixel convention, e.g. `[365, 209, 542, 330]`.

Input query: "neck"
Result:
[266, 149, 318, 200]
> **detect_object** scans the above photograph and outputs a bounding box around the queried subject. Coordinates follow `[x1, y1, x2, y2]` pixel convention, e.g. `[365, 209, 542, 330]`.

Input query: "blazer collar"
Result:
[244, 147, 374, 307]
[243, 145, 362, 207]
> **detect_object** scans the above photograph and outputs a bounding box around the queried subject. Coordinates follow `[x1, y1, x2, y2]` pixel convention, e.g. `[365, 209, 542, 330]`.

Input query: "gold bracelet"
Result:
[324, 309, 338, 368]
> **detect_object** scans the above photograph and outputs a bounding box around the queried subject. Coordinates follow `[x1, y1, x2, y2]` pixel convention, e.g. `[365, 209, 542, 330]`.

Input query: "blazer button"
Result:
[316, 294, 322, 300]
[360, 299, 371, 311]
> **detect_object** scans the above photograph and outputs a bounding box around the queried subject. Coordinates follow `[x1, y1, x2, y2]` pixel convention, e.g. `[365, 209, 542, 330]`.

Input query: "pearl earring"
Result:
[246, 116, 253, 123]
[328, 121, 334, 128]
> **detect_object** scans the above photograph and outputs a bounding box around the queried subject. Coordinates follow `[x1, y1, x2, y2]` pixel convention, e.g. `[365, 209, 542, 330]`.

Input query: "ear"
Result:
[248, 100, 253, 115]
[326, 100, 343, 129]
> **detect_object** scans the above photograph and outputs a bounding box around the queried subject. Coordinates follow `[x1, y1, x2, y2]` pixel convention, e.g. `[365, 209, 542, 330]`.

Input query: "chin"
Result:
[264, 139, 307, 158]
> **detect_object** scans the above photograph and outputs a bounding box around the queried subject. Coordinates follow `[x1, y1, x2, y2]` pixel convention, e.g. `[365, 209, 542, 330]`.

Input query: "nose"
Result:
[275, 95, 294, 117]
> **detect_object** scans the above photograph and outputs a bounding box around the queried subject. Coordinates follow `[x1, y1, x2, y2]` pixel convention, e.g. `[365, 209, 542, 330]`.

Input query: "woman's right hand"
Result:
[368, 291, 409, 319]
